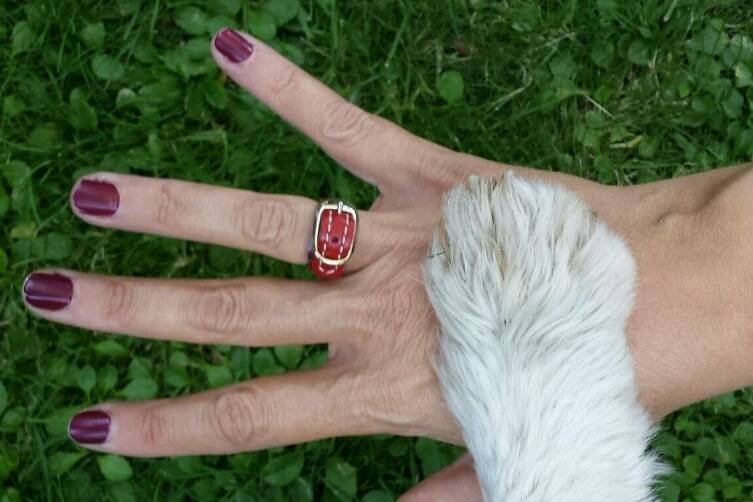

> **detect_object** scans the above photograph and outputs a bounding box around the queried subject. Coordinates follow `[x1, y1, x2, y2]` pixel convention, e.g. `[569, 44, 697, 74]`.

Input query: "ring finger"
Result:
[22, 270, 353, 346]
[70, 172, 381, 270]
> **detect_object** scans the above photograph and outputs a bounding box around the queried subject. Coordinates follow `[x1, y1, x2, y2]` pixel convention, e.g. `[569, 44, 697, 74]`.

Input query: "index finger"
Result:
[211, 28, 457, 192]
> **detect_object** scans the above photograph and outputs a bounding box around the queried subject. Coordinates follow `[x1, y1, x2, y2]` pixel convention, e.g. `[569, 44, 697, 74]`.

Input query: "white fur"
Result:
[424, 172, 666, 501]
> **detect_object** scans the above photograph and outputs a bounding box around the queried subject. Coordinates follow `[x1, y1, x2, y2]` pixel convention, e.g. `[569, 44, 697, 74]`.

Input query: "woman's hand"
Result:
[25, 28, 504, 455]
[22, 28, 753, 498]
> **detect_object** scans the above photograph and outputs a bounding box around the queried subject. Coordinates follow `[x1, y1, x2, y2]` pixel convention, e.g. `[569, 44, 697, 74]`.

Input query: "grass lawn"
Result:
[2, 0, 753, 500]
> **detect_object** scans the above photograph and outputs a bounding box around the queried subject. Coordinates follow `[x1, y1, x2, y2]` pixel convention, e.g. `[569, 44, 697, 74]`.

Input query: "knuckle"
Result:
[154, 183, 181, 227]
[334, 364, 399, 433]
[380, 285, 415, 329]
[233, 198, 294, 252]
[103, 280, 139, 324]
[369, 281, 433, 337]
[273, 66, 305, 104]
[413, 149, 463, 189]
[318, 100, 377, 147]
[210, 385, 269, 447]
[140, 407, 169, 449]
[188, 284, 247, 335]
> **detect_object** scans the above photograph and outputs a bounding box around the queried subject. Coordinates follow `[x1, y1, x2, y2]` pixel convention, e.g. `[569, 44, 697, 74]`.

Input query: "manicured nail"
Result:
[72, 179, 120, 216]
[214, 28, 254, 63]
[23, 272, 73, 311]
[69, 410, 111, 445]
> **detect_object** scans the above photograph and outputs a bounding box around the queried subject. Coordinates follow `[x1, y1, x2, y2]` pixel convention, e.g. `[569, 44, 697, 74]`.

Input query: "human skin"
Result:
[22, 29, 753, 500]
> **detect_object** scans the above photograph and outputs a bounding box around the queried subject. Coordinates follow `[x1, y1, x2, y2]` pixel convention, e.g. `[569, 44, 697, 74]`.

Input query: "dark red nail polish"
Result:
[69, 410, 111, 444]
[72, 179, 120, 216]
[23, 273, 73, 311]
[214, 28, 254, 63]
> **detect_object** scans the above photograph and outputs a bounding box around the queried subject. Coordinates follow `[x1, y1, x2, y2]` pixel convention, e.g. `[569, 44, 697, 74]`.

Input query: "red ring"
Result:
[308, 200, 358, 280]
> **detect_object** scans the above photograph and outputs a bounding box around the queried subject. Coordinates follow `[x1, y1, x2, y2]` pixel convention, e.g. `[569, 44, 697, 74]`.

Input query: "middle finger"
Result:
[22, 270, 351, 346]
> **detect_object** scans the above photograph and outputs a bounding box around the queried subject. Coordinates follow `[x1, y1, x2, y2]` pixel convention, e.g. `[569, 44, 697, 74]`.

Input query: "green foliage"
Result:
[246, 9, 275, 40]
[263, 0, 300, 26]
[49, 451, 87, 477]
[274, 345, 304, 369]
[262, 451, 304, 486]
[437, 71, 465, 104]
[91, 54, 125, 81]
[97, 455, 133, 481]
[0, 384, 7, 416]
[325, 457, 358, 500]
[11, 22, 34, 55]
[80, 22, 105, 49]
[120, 377, 158, 400]
[93, 339, 128, 358]
[175, 7, 209, 35]
[1, 0, 752, 500]
[76, 366, 97, 395]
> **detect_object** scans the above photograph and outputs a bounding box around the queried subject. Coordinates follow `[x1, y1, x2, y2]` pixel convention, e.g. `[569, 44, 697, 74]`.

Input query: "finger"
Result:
[70, 172, 380, 270]
[211, 28, 461, 192]
[68, 367, 359, 456]
[398, 454, 482, 502]
[22, 270, 351, 346]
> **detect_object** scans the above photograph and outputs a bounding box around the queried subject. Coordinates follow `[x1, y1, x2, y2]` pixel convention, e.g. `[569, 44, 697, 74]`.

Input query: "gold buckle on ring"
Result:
[312, 200, 358, 267]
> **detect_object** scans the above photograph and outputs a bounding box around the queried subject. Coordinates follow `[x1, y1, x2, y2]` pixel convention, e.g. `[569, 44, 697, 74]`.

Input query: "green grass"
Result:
[1, 0, 753, 500]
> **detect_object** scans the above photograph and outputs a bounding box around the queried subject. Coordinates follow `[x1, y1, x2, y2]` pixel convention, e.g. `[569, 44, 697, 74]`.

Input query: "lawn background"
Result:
[2, 0, 753, 500]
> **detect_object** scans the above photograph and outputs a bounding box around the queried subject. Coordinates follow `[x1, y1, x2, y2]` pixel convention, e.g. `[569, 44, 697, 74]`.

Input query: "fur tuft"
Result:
[424, 172, 666, 501]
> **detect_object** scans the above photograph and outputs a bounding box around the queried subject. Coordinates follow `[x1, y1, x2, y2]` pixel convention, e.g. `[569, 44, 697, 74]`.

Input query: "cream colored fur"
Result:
[424, 173, 666, 501]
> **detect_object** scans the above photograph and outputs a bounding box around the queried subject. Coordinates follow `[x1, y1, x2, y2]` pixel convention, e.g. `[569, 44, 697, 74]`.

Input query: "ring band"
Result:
[308, 200, 358, 280]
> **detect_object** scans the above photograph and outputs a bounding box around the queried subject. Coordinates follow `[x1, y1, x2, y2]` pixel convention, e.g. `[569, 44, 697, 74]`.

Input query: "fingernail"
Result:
[72, 179, 120, 216]
[23, 272, 73, 311]
[69, 410, 111, 445]
[214, 28, 254, 63]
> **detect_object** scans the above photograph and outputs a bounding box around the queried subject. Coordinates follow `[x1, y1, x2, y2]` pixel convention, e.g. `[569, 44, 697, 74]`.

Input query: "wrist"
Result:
[613, 165, 753, 419]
